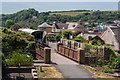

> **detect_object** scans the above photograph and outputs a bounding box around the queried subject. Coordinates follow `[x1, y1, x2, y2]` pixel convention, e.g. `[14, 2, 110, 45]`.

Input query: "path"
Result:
[49, 42, 94, 78]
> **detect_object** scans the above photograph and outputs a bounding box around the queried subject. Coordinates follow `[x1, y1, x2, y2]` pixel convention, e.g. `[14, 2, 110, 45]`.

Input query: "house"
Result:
[99, 27, 120, 50]
[97, 23, 118, 33]
[52, 20, 86, 35]
[38, 22, 52, 33]
[91, 36, 105, 44]
[78, 30, 100, 40]
[52, 22, 68, 35]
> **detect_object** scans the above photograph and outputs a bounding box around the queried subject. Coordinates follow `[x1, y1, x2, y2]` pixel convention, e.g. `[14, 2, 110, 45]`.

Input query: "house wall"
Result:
[80, 33, 99, 40]
[111, 28, 120, 49]
[101, 28, 119, 50]
[38, 27, 52, 33]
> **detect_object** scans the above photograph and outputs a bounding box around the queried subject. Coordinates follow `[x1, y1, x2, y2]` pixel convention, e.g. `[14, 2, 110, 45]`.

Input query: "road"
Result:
[49, 42, 94, 78]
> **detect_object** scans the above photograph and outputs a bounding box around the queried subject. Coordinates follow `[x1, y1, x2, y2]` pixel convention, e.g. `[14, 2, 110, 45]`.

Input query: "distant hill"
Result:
[1, 8, 119, 27]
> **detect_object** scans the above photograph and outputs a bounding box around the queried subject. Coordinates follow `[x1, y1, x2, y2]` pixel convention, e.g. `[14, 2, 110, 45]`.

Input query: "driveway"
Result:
[49, 42, 94, 78]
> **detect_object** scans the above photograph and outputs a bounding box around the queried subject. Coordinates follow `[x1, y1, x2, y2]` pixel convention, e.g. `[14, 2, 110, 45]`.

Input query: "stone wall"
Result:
[36, 43, 51, 64]
[57, 39, 106, 65]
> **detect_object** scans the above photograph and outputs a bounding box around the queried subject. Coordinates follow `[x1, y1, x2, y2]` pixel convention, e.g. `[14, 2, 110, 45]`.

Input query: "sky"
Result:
[1, 2, 119, 14]
[1, 0, 120, 2]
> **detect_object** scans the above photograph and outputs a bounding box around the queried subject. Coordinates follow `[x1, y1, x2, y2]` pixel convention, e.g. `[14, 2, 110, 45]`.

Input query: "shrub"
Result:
[108, 56, 120, 69]
[84, 43, 92, 50]
[55, 35, 61, 40]
[73, 36, 85, 42]
[5, 52, 33, 67]
[61, 31, 74, 39]
[91, 39, 102, 45]
[105, 46, 117, 60]
[102, 66, 114, 74]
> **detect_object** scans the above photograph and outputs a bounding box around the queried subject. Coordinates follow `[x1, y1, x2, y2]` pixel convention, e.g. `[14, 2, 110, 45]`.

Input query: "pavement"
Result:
[49, 42, 94, 78]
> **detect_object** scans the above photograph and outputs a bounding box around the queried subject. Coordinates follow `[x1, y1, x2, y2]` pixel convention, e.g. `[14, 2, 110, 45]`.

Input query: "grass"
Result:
[82, 65, 120, 79]
[50, 12, 93, 16]
[36, 67, 63, 78]
[49, 11, 118, 16]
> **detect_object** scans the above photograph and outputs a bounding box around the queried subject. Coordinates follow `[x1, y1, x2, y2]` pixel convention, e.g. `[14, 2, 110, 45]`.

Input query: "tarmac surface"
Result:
[49, 42, 94, 78]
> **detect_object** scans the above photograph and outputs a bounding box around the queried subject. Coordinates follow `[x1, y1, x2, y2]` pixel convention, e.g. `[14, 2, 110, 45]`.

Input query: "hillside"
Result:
[1, 8, 119, 27]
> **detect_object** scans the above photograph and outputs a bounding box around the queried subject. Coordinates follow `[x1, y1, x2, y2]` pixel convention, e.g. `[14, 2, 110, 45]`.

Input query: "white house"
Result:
[99, 27, 120, 50]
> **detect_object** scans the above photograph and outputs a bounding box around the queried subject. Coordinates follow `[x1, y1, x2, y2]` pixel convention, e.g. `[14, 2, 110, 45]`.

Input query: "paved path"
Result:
[49, 42, 94, 78]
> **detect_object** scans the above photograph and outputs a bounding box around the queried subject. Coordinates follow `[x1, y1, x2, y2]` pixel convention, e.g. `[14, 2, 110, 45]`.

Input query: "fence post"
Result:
[57, 43, 60, 52]
[78, 48, 85, 64]
[44, 47, 51, 64]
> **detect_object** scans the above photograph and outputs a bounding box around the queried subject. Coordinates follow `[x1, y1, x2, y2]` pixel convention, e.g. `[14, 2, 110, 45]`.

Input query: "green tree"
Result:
[10, 23, 21, 30]
[73, 36, 85, 42]
[29, 26, 37, 30]
[62, 31, 74, 39]
[5, 20, 14, 28]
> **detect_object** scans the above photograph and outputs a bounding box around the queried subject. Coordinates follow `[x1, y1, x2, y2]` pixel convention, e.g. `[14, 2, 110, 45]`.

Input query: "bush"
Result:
[73, 36, 85, 42]
[84, 43, 98, 50]
[5, 52, 33, 67]
[108, 56, 120, 69]
[105, 46, 117, 60]
[55, 35, 61, 40]
[102, 66, 114, 74]
[91, 39, 102, 45]
[61, 31, 74, 39]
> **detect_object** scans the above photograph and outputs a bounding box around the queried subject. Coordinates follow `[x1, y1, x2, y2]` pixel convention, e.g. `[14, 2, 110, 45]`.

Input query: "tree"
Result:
[5, 20, 14, 28]
[10, 23, 21, 31]
[73, 36, 85, 42]
[62, 31, 74, 39]
[29, 26, 37, 30]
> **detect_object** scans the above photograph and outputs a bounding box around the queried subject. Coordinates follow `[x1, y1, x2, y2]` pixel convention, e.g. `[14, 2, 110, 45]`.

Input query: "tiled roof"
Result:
[56, 23, 68, 29]
[98, 31, 105, 37]
[38, 22, 52, 27]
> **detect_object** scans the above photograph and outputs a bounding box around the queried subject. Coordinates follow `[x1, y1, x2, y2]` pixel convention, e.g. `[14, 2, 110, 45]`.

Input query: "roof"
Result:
[110, 26, 120, 29]
[98, 31, 105, 37]
[110, 27, 120, 43]
[38, 22, 52, 28]
[18, 28, 38, 34]
[55, 23, 68, 29]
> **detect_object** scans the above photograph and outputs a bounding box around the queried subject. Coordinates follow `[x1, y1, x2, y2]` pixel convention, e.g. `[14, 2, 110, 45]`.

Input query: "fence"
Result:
[36, 43, 51, 64]
[57, 39, 106, 65]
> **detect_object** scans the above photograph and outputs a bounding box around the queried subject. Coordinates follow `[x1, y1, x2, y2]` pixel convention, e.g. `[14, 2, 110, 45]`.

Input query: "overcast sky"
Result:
[1, 1, 119, 14]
